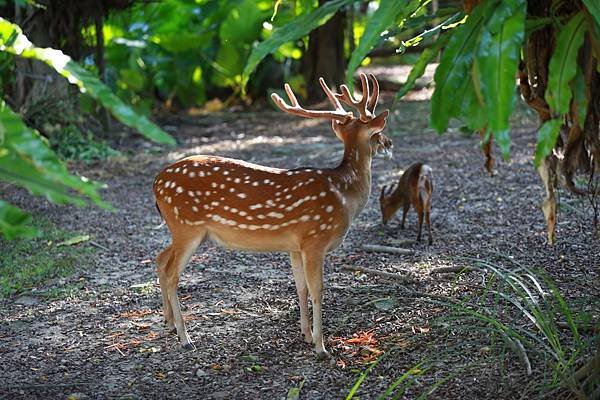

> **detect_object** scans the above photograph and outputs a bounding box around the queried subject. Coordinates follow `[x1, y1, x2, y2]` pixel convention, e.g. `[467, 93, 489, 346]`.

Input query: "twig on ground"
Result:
[429, 266, 484, 275]
[89, 241, 110, 251]
[342, 265, 416, 283]
[556, 321, 598, 333]
[361, 244, 414, 255]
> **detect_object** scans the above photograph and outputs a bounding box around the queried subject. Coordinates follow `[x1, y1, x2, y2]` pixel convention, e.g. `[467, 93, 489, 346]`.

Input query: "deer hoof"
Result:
[316, 350, 331, 361]
[182, 342, 196, 351]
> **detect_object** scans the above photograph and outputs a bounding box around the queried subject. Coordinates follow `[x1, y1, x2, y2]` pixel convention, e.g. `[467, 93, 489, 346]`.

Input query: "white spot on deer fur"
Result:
[237, 193, 247, 199]
[246, 216, 254, 220]
[198, 171, 205, 177]
[166, 169, 173, 173]
[328, 217, 334, 222]
[194, 198, 201, 204]
[219, 184, 226, 189]
[289, 219, 298, 224]
[173, 207, 179, 216]
[223, 171, 229, 175]
[262, 224, 271, 229]
[195, 191, 202, 196]
[313, 215, 321, 220]
[257, 214, 266, 219]
[248, 225, 259, 231]
[182, 168, 188, 174]
[211, 182, 217, 188]
[234, 178, 241, 183]
[211, 201, 220, 207]
[269, 225, 280, 230]
[159, 190, 164, 195]
[223, 205, 230, 211]
[326, 205, 334, 213]
[263, 179, 270, 184]
[175, 168, 180, 173]
[299, 215, 310, 222]
[267, 211, 284, 218]
[326, 225, 333, 230]
[188, 191, 195, 197]
[308, 229, 317, 235]
[286, 171, 293, 176]
[266, 199, 275, 207]
[320, 224, 327, 231]
[203, 204, 210, 210]
[319, 192, 326, 197]
[310, 196, 317, 201]
[192, 206, 198, 212]
[249, 204, 263, 210]
[275, 192, 281, 196]
[166, 197, 172, 204]
[213, 166, 220, 171]
[229, 187, 236, 193]
[231, 208, 238, 213]
[251, 181, 259, 187]
[193, 162, 199, 167]
[239, 211, 247, 216]
[278, 204, 286, 209]
[189, 172, 196, 178]
[176, 186, 184, 193]
[226, 177, 232, 182]
[205, 191, 211, 196]
[239, 223, 248, 229]
[285, 194, 292, 200]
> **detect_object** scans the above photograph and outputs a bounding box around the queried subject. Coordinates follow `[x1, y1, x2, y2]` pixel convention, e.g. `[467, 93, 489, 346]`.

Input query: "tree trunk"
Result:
[300, 0, 346, 103]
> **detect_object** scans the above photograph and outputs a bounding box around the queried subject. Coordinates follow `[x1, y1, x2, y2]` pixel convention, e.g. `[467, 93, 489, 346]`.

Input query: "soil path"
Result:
[1, 100, 598, 399]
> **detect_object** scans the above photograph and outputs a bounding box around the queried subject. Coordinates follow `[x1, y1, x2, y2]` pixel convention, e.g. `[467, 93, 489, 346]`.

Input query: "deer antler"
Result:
[271, 83, 352, 122]
[366, 73, 379, 114]
[336, 73, 375, 122]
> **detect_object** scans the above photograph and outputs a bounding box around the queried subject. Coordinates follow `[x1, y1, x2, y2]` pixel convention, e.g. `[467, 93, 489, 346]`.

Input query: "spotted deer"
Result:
[153, 73, 391, 357]
[380, 162, 433, 245]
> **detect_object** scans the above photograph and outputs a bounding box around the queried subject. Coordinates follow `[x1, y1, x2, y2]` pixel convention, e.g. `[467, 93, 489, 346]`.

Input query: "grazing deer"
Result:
[380, 162, 433, 245]
[153, 73, 391, 357]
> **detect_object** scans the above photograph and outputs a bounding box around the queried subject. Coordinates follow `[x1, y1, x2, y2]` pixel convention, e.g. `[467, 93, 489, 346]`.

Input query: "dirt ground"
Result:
[1, 95, 598, 400]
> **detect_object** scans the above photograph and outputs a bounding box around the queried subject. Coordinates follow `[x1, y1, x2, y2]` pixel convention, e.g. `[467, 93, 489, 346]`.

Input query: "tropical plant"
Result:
[0, 18, 174, 239]
[243, 0, 600, 245]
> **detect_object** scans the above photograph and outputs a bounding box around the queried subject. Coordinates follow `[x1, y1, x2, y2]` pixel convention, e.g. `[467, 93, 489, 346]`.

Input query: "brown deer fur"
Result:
[153, 74, 391, 357]
[380, 162, 433, 245]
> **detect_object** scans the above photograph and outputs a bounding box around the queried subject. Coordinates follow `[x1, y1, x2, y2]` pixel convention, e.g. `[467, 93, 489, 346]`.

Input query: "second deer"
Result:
[380, 162, 433, 245]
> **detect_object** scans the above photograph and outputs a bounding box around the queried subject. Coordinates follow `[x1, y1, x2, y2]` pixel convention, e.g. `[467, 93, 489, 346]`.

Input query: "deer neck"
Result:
[332, 138, 373, 218]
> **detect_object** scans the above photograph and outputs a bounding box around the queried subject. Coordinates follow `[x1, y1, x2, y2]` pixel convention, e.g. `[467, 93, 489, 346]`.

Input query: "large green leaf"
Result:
[571, 66, 588, 129]
[0, 18, 175, 145]
[535, 119, 562, 166]
[0, 200, 38, 240]
[346, 0, 416, 87]
[394, 34, 450, 101]
[0, 102, 108, 208]
[241, 0, 355, 91]
[582, 0, 600, 29]
[430, 1, 498, 133]
[476, 0, 525, 159]
[545, 12, 587, 116]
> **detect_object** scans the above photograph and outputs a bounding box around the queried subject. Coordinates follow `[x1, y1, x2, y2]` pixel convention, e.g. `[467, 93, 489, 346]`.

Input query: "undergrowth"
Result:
[0, 218, 94, 297]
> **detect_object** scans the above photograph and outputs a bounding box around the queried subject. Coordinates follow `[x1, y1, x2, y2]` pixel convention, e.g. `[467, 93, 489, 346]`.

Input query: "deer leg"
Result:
[416, 210, 424, 243]
[425, 209, 433, 245]
[290, 251, 312, 343]
[537, 157, 558, 244]
[156, 244, 175, 330]
[301, 249, 328, 358]
[163, 233, 204, 350]
[401, 204, 409, 229]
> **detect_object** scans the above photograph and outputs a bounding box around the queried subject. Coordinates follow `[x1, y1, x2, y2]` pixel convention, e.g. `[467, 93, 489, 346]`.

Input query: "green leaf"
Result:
[402, 12, 464, 48]
[0, 101, 109, 209]
[241, 0, 355, 91]
[347, 0, 417, 87]
[545, 12, 587, 116]
[571, 66, 588, 128]
[56, 234, 91, 247]
[0, 200, 38, 240]
[476, 0, 525, 159]
[394, 34, 450, 101]
[535, 119, 562, 166]
[582, 0, 600, 30]
[0, 18, 175, 145]
[430, 1, 497, 133]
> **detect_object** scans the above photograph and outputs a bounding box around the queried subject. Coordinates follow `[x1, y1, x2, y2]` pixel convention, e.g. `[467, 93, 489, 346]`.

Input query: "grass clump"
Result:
[0, 218, 93, 297]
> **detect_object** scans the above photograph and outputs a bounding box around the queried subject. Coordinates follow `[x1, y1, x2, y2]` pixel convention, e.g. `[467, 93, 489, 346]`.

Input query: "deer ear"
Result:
[370, 110, 389, 135]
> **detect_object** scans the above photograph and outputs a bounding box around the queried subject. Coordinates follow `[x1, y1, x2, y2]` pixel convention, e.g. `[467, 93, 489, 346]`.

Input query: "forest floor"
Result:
[1, 93, 599, 400]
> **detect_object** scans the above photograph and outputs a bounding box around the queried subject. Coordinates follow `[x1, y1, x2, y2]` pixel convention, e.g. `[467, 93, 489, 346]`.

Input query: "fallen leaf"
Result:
[56, 234, 90, 247]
